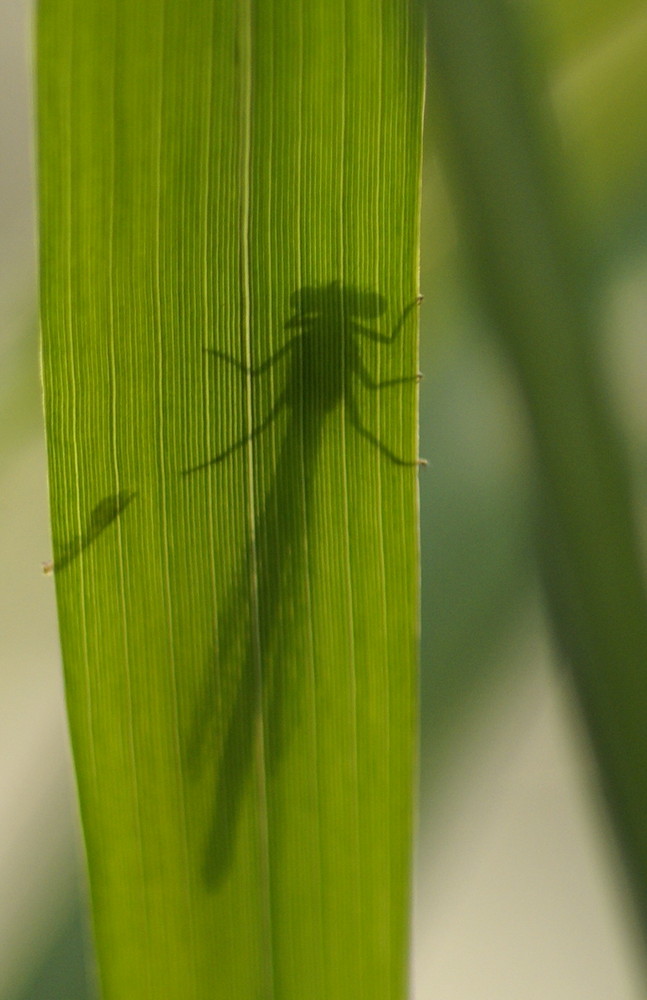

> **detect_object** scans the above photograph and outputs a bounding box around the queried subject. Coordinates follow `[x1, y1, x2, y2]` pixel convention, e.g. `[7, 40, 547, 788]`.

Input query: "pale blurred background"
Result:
[2, 0, 647, 996]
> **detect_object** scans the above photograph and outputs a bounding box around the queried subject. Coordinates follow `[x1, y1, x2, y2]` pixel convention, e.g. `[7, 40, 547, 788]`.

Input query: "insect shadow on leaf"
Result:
[44, 489, 137, 574]
[183, 280, 422, 889]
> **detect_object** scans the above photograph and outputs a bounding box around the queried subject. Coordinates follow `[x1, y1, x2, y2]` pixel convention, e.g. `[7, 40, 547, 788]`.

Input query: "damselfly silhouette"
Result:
[185, 281, 422, 887]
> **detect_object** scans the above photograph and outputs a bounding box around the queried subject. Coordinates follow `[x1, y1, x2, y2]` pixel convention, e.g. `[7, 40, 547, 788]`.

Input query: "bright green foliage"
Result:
[38, 2, 424, 998]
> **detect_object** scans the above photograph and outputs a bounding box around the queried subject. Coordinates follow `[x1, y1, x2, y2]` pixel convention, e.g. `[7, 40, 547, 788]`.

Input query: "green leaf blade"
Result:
[38, 1, 424, 998]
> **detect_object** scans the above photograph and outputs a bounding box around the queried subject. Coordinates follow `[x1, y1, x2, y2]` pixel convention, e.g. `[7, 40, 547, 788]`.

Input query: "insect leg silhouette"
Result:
[354, 295, 422, 344]
[206, 337, 296, 375]
[354, 355, 422, 390]
[345, 394, 425, 467]
[183, 391, 287, 475]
